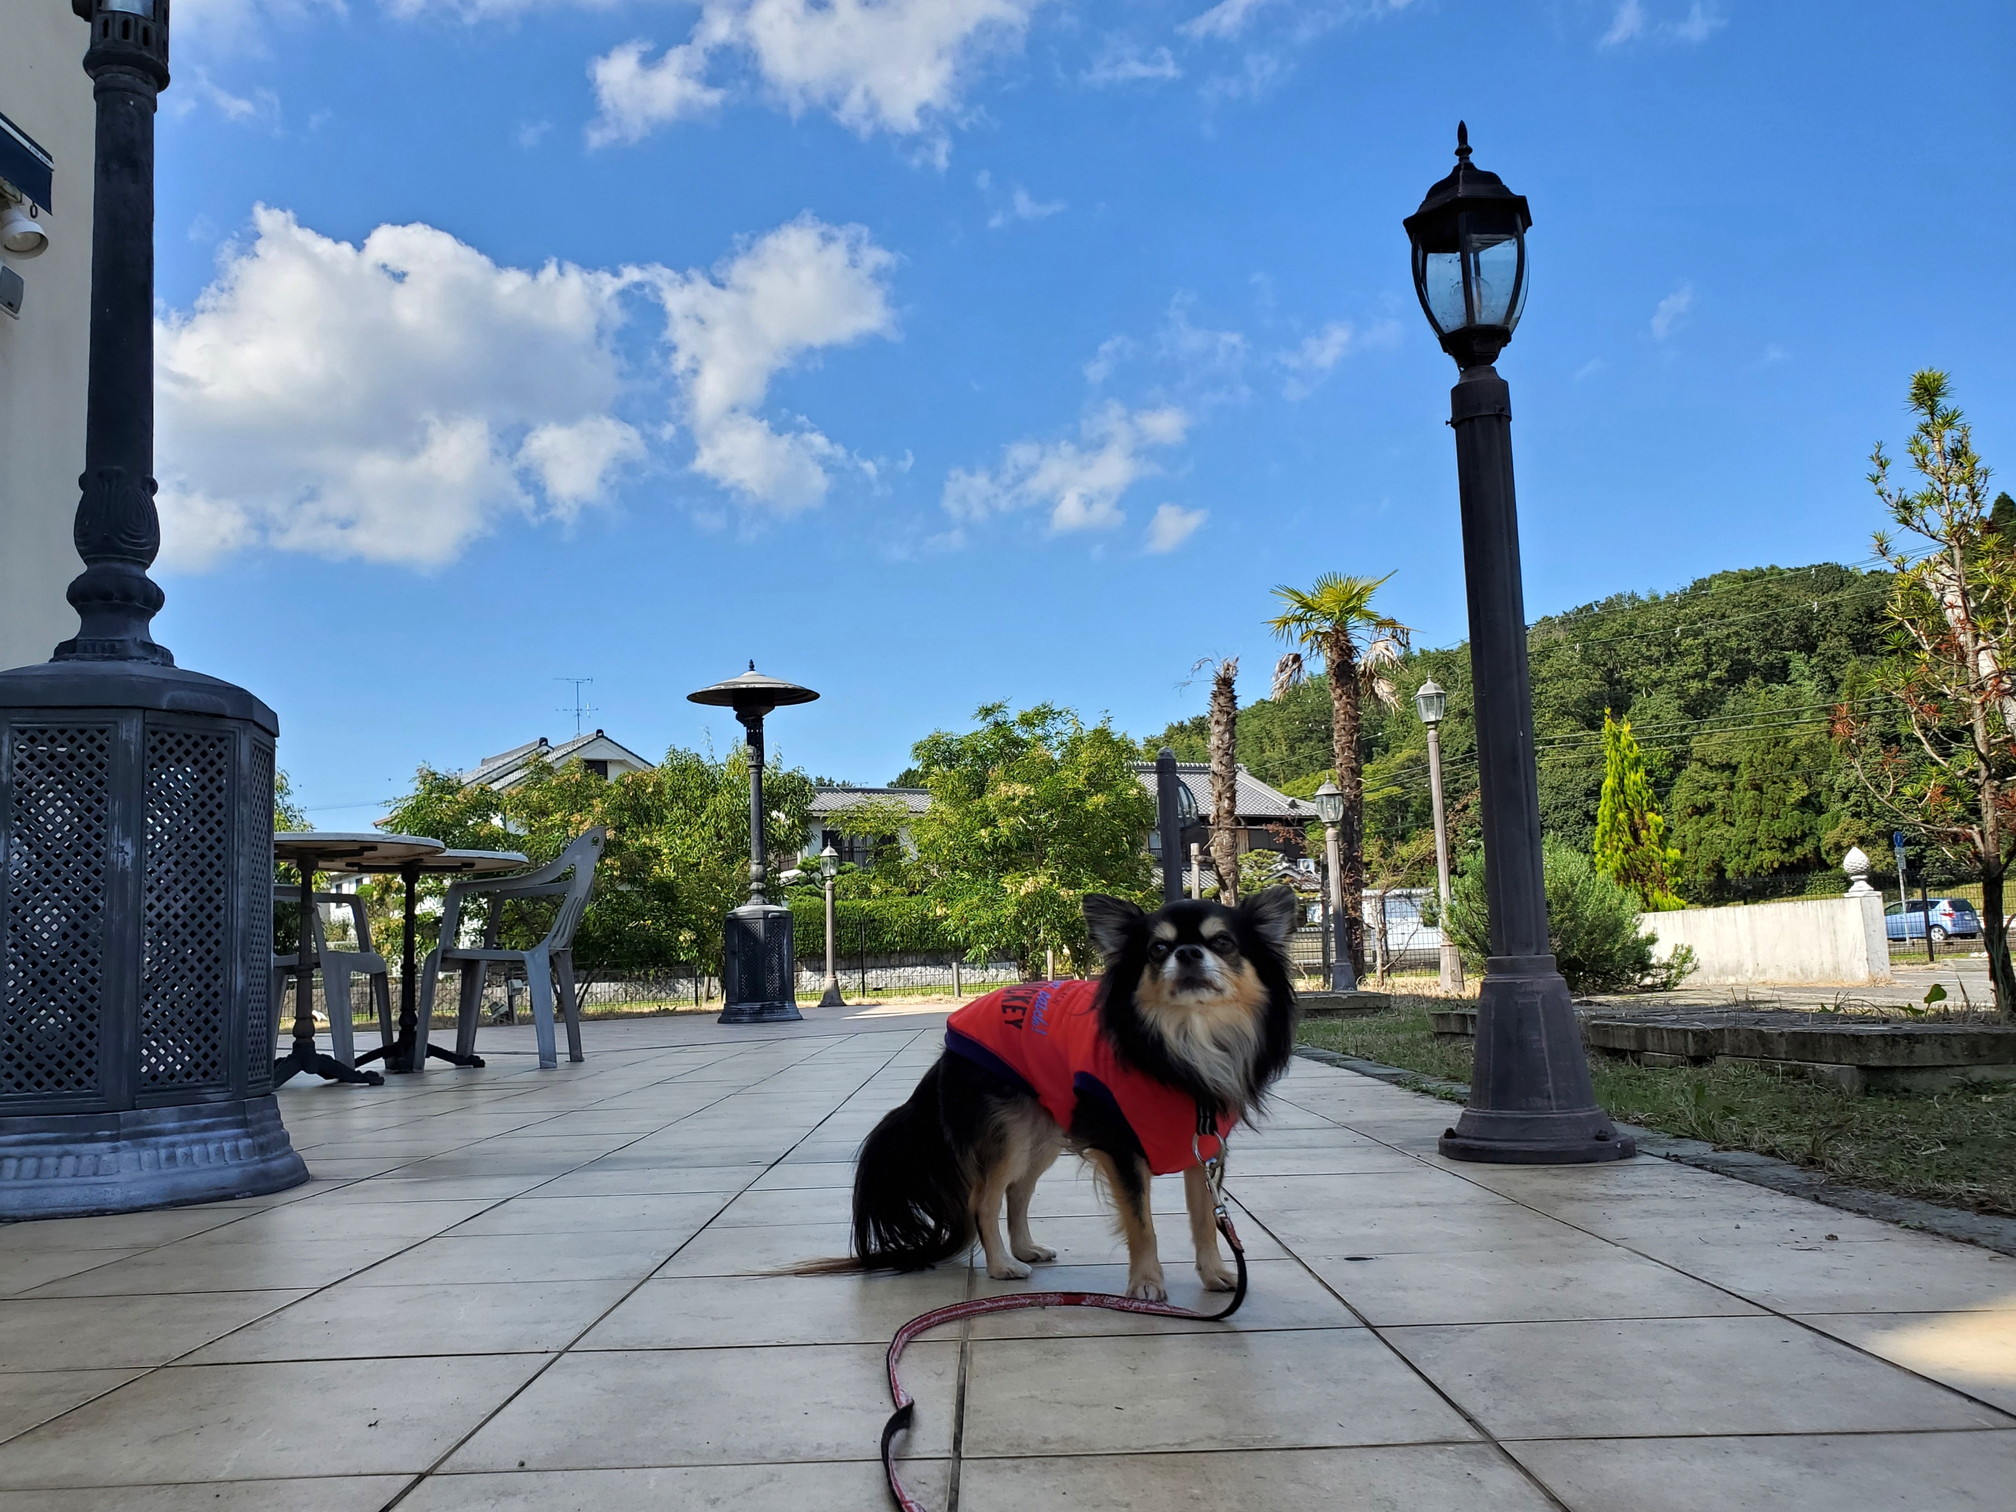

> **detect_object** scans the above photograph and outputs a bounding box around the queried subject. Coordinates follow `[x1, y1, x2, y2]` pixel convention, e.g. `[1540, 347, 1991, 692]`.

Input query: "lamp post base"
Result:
[1438, 956, 1634, 1164]
[0, 1097, 309, 1219]
[1438, 942, 1465, 995]
[818, 980, 847, 1008]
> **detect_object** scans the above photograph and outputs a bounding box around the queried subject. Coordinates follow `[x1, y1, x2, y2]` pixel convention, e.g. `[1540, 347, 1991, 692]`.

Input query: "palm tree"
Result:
[1203, 658, 1241, 904]
[1268, 573, 1411, 977]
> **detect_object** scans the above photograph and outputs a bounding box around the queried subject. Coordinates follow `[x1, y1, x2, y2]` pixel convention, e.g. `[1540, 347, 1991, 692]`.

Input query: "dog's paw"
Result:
[1012, 1241, 1057, 1263]
[1197, 1260, 1237, 1292]
[987, 1256, 1033, 1281]
[1126, 1274, 1167, 1302]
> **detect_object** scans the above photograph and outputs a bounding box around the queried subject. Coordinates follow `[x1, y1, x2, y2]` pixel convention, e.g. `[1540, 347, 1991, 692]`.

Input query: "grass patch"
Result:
[1300, 998, 2016, 1216]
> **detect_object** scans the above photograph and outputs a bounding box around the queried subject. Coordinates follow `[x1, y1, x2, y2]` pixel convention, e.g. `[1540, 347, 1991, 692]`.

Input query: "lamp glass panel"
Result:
[1417, 247, 1468, 336]
[1464, 231, 1522, 330]
[1313, 790, 1345, 825]
[1414, 685, 1447, 725]
[104, 0, 155, 13]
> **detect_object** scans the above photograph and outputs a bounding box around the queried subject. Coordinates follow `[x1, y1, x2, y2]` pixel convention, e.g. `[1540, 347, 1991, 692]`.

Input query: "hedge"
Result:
[787, 894, 964, 960]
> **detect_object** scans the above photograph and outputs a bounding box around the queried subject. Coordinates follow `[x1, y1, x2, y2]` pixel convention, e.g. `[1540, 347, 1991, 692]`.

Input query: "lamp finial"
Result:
[1455, 121, 1471, 162]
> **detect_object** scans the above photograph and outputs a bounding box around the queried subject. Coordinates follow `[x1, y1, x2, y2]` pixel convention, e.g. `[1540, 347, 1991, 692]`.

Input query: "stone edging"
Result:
[1291, 1044, 2016, 1260]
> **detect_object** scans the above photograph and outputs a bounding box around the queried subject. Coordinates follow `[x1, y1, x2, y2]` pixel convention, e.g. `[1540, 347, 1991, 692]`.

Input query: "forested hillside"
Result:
[1149, 561, 1898, 902]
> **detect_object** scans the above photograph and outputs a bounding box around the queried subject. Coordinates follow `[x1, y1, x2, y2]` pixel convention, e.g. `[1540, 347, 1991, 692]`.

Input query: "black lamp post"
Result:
[688, 664, 818, 1024]
[817, 843, 845, 1008]
[0, 0, 310, 1216]
[1405, 124, 1631, 1163]
[1311, 781, 1357, 992]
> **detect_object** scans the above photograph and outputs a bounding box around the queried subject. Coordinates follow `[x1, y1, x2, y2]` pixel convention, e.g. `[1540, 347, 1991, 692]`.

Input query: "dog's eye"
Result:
[1149, 940, 1172, 959]
[1207, 935, 1239, 956]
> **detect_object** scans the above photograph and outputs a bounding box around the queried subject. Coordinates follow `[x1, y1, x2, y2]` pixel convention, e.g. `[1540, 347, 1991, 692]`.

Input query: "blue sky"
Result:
[144, 0, 2015, 820]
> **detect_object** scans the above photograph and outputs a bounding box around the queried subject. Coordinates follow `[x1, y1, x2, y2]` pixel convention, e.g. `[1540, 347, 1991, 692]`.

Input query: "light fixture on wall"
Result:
[0, 200, 46, 258]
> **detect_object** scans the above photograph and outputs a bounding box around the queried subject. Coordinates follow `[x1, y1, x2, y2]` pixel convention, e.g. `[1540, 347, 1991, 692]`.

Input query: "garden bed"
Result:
[1299, 999, 2016, 1216]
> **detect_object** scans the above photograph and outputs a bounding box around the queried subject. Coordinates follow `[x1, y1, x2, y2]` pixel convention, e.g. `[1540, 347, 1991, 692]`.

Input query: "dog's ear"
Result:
[1238, 885, 1299, 951]
[1081, 894, 1144, 966]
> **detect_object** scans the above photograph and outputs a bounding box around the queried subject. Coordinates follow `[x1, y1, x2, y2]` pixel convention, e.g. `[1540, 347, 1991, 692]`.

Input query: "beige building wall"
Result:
[0, 4, 93, 672]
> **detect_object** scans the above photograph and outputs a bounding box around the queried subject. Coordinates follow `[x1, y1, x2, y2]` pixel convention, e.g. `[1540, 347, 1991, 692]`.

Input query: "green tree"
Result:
[1267, 572, 1411, 975]
[1203, 657, 1242, 903]
[1667, 687, 1833, 899]
[376, 746, 813, 978]
[908, 703, 1154, 977]
[1839, 371, 2016, 1016]
[1593, 711, 1684, 909]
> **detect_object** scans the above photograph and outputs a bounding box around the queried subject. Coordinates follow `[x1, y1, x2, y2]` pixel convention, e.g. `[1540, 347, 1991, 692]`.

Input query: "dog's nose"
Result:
[1173, 944, 1205, 966]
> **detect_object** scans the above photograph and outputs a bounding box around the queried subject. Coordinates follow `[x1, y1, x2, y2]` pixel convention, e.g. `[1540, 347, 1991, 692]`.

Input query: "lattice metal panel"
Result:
[243, 739, 274, 1091]
[2, 726, 113, 1097]
[140, 727, 233, 1087]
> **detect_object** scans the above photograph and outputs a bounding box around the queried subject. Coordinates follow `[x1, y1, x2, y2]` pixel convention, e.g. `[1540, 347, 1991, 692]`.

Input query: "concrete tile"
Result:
[0, 1248, 149, 1297]
[706, 1185, 854, 1227]
[1261, 1200, 1580, 1257]
[183, 1279, 633, 1361]
[443, 1342, 958, 1470]
[0, 1369, 144, 1440]
[0, 1355, 549, 1487]
[0, 1207, 249, 1252]
[961, 1328, 1478, 1456]
[22, 1235, 419, 1298]
[209, 1198, 495, 1244]
[1308, 1236, 1764, 1326]
[0, 1290, 312, 1370]
[959, 1444, 1559, 1511]
[654, 1221, 853, 1277]
[347, 1230, 695, 1287]
[966, 1259, 1360, 1338]
[397, 1461, 950, 1512]
[0, 1477, 414, 1511]
[1631, 1231, 2016, 1314]
[526, 1165, 759, 1199]
[1385, 1316, 2014, 1439]
[746, 1163, 855, 1191]
[1234, 1170, 1521, 1213]
[447, 1192, 729, 1236]
[578, 1270, 971, 1349]
[1010, 1212, 1288, 1267]
[1510, 1430, 2016, 1512]
[1798, 1309, 2016, 1414]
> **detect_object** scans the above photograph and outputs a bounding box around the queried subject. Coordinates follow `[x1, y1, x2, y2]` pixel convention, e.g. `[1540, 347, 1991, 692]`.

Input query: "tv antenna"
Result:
[555, 677, 596, 737]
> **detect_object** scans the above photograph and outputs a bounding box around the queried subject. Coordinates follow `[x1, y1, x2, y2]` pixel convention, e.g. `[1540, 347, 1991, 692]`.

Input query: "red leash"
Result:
[879, 1204, 1248, 1512]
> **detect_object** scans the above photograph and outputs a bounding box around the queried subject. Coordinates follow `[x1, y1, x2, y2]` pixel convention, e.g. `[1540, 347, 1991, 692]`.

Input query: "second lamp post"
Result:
[1413, 678, 1464, 994]
[1310, 781, 1357, 993]
[818, 843, 845, 1007]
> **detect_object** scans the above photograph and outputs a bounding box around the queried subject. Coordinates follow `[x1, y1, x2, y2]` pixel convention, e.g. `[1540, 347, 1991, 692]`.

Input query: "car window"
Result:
[1886, 904, 1903, 915]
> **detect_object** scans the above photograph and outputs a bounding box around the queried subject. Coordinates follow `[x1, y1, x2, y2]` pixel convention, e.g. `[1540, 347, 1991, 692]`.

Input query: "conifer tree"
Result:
[1593, 711, 1684, 910]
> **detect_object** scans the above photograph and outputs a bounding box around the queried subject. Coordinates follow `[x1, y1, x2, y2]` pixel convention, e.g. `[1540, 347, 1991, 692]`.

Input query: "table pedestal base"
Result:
[355, 1042, 486, 1074]
[274, 1043, 383, 1087]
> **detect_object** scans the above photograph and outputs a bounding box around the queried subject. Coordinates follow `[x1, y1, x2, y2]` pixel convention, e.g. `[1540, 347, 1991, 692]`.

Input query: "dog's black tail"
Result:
[796, 1061, 972, 1275]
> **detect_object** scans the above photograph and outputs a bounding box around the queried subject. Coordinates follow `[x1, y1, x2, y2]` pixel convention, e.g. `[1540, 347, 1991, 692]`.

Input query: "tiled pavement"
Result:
[1, 1003, 2013, 1510]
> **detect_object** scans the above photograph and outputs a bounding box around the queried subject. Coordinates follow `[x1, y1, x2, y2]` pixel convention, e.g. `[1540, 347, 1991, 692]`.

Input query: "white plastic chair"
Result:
[273, 885, 394, 1067]
[417, 827, 607, 1070]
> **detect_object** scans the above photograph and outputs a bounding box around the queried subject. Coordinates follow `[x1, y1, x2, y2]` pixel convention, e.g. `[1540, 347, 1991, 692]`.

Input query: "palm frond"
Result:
[1271, 652, 1305, 700]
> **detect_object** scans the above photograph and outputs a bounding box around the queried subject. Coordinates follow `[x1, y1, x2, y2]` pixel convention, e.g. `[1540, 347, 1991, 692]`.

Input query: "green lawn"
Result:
[1300, 999, 2016, 1217]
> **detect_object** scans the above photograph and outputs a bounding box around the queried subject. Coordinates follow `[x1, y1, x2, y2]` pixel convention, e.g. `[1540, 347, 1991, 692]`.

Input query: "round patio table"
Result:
[327, 847, 529, 1074]
[273, 832, 442, 1087]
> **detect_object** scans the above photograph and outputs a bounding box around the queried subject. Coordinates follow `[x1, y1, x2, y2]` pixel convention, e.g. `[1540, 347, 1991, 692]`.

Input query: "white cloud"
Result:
[587, 39, 728, 146]
[1650, 282, 1694, 339]
[1083, 40, 1182, 85]
[987, 185, 1065, 229]
[1178, 0, 1279, 41]
[648, 214, 897, 514]
[1145, 503, 1206, 553]
[587, 0, 1045, 152]
[944, 402, 1188, 535]
[1601, 0, 1725, 47]
[154, 208, 894, 569]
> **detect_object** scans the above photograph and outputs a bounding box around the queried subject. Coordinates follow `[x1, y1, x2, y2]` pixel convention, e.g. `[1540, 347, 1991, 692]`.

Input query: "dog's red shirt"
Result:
[945, 980, 1232, 1175]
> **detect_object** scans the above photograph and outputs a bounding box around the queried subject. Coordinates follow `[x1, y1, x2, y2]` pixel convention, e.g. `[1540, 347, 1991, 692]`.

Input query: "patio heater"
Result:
[688, 664, 819, 1024]
[1404, 124, 1631, 1162]
[1153, 748, 1196, 904]
[0, 0, 309, 1217]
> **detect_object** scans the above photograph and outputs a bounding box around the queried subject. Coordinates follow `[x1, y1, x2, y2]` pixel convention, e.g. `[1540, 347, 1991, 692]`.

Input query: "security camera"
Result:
[0, 201, 47, 258]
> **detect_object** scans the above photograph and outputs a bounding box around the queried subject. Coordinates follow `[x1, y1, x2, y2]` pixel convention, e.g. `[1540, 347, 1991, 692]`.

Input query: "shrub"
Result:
[786, 894, 962, 961]
[1443, 838, 1693, 993]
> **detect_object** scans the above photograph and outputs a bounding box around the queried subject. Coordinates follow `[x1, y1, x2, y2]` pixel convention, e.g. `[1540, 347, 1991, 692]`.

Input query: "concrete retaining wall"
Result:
[1640, 893, 1891, 986]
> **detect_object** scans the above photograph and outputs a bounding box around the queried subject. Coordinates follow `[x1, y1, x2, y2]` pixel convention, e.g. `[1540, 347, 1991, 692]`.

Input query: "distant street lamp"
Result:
[1405, 124, 1631, 1162]
[818, 844, 845, 1008]
[687, 664, 819, 1025]
[1152, 748, 1197, 903]
[1311, 782, 1358, 993]
[1413, 678, 1464, 994]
